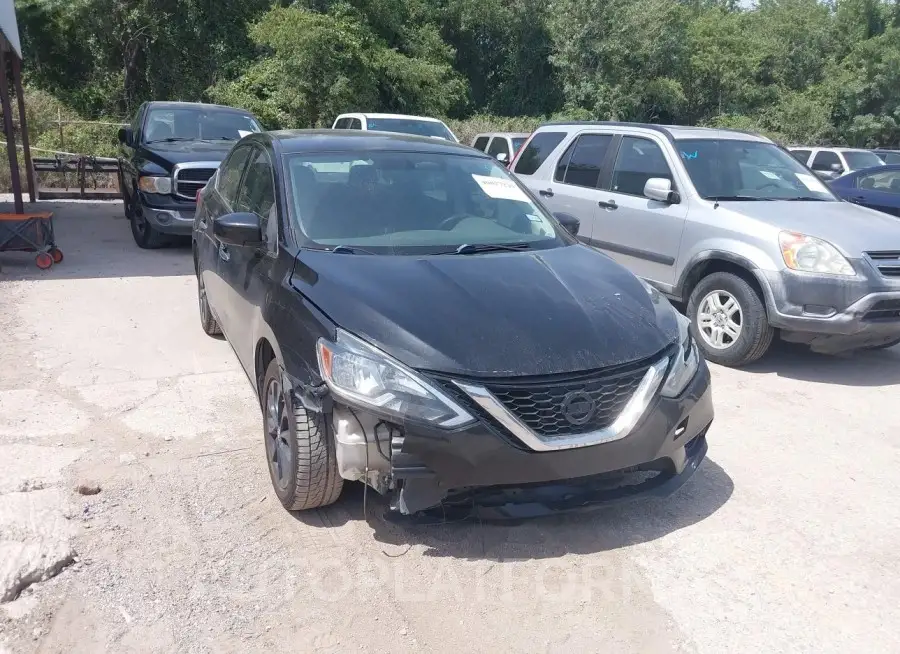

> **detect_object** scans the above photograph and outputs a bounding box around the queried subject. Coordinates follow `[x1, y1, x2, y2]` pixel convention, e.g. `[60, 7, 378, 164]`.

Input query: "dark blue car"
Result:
[828, 164, 900, 218]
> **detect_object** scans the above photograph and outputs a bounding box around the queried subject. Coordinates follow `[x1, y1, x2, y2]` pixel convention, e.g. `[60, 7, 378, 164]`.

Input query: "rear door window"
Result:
[473, 136, 490, 151]
[513, 131, 566, 175]
[487, 137, 511, 161]
[811, 150, 841, 172]
[350, 118, 363, 130]
[790, 149, 811, 164]
[554, 134, 613, 188]
[610, 136, 673, 196]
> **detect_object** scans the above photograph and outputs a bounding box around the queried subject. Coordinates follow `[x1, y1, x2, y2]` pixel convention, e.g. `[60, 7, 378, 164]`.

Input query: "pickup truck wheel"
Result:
[262, 359, 343, 512]
[688, 272, 773, 367]
[130, 206, 166, 249]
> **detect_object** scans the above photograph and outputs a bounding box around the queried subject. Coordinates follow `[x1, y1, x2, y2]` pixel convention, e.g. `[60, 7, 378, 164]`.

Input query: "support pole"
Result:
[0, 45, 24, 214]
[12, 58, 36, 203]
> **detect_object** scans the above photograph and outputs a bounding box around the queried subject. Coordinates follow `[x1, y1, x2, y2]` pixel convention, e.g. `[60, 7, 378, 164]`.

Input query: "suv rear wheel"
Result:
[688, 272, 774, 367]
[261, 359, 343, 511]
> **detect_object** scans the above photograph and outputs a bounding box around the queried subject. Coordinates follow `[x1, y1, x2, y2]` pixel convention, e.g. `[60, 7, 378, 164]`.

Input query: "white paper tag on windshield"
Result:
[796, 173, 828, 193]
[238, 130, 253, 138]
[472, 174, 529, 202]
[760, 170, 780, 180]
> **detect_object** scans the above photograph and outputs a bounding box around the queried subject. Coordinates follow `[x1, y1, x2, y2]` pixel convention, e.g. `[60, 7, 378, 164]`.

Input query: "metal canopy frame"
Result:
[0, 30, 35, 214]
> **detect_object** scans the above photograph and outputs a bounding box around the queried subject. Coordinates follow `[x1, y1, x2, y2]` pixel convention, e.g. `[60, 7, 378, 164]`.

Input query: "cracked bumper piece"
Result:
[763, 267, 900, 352]
[381, 359, 713, 519]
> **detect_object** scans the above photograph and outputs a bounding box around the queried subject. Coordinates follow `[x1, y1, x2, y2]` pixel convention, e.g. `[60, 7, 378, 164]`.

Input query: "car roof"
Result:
[539, 121, 772, 143]
[145, 101, 254, 115]
[265, 129, 487, 155]
[790, 146, 875, 153]
[475, 132, 530, 138]
[337, 113, 447, 123]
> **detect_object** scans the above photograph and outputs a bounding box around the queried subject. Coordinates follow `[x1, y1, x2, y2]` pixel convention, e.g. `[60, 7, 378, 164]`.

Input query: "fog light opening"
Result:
[674, 417, 689, 439]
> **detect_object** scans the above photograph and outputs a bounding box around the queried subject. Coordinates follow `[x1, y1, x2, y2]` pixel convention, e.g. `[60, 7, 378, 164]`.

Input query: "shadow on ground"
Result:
[296, 457, 733, 561]
[0, 201, 192, 281]
[741, 340, 900, 387]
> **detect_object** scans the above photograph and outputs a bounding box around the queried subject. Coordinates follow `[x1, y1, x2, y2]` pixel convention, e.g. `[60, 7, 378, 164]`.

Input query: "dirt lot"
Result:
[1, 201, 899, 654]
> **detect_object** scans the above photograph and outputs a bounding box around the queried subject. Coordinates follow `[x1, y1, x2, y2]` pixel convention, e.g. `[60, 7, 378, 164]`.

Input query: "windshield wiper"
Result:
[704, 196, 774, 202]
[145, 137, 196, 144]
[302, 245, 376, 255]
[782, 196, 830, 201]
[443, 243, 532, 255]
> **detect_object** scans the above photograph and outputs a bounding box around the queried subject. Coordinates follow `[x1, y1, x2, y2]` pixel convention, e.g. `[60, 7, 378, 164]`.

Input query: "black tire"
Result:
[196, 268, 221, 336]
[866, 338, 900, 351]
[261, 359, 343, 511]
[130, 204, 166, 249]
[687, 271, 774, 367]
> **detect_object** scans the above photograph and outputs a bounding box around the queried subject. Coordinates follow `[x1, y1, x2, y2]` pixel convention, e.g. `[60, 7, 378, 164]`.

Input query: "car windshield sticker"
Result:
[472, 174, 530, 202]
[760, 171, 780, 179]
[681, 151, 698, 160]
[796, 173, 829, 193]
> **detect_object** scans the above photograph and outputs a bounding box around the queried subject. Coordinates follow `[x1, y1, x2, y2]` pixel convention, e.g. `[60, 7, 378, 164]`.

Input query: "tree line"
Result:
[15, 0, 900, 146]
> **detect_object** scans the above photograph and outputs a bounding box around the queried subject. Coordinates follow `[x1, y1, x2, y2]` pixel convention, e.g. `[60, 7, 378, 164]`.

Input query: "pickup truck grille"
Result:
[866, 251, 900, 277]
[173, 167, 217, 201]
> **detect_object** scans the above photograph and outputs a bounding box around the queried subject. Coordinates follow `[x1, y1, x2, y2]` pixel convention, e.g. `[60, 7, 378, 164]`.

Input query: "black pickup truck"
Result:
[117, 101, 263, 248]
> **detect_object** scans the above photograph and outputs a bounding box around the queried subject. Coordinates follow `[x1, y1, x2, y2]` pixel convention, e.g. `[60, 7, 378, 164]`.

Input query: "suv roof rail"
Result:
[537, 121, 766, 144]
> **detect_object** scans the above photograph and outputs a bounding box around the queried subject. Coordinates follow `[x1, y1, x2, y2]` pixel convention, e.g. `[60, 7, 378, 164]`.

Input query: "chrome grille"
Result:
[866, 251, 900, 277]
[173, 163, 218, 201]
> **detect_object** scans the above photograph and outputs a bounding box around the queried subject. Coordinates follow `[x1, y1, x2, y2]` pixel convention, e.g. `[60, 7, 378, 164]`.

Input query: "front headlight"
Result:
[779, 231, 854, 276]
[138, 175, 172, 195]
[316, 329, 474, 429]
[661, 315, 700, 398]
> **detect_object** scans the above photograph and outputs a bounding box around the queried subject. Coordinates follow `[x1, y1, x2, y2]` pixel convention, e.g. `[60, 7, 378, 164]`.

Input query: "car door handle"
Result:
[539, 188, 554, 197]
[598, 199, 618, 210]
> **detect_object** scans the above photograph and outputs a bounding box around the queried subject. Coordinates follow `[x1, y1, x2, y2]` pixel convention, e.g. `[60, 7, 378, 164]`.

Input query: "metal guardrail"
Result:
[31, 155, 121, 200]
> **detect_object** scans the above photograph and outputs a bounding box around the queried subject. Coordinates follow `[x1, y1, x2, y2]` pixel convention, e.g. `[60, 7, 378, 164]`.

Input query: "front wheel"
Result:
[130, 204, 166, 249]
[687, 272, 774, 367]
[196, 268, 221, 336]
[261, 359, 343, 511]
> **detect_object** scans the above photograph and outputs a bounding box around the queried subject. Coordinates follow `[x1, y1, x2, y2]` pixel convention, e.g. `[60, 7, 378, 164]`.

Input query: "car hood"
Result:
[138, 140, 234, 168]
[291, 245, 679, 378]
[720, 200, 900, 255]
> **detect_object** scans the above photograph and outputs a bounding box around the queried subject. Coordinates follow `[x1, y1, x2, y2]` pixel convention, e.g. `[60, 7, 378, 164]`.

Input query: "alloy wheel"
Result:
[697, 290, 743, 350]
[264, 376, 293, 491]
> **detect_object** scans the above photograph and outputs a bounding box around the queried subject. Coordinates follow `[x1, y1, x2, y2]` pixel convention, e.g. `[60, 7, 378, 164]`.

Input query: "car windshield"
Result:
[843, 151, 884, 170]
[285, 151, 567, 255]
[144, 108, 261, 143]
[364, 118, 456, 141]
[677, 139, 838, 201]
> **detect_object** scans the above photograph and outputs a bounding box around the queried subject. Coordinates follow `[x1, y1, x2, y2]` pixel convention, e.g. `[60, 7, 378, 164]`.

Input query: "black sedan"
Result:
[192, 130, 713, 520]
[828, 164, 900, 218]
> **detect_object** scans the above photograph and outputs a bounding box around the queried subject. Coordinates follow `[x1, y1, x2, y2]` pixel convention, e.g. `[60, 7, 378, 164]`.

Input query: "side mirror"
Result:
[644, 177, 679, 204]
[496, 152, 509, 163]
[213, 212, 262, 246]
[830, 163, 845, 175]
[118, 126, 133, 146]
[553, 212, 580, 236]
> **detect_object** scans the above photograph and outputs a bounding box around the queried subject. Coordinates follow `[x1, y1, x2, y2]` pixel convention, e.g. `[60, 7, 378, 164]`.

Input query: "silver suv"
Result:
[512, 122, 900, 366]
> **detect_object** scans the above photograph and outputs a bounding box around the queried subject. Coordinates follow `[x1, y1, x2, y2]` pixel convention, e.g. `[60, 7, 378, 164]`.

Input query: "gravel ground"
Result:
[1, 201, 899, 653]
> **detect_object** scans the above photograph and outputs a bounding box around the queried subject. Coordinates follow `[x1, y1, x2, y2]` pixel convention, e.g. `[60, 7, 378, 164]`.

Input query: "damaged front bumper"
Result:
[325, 359, 713, 520]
